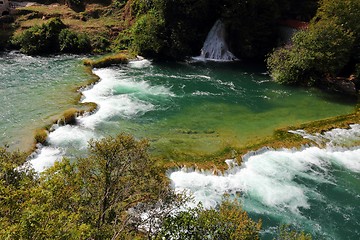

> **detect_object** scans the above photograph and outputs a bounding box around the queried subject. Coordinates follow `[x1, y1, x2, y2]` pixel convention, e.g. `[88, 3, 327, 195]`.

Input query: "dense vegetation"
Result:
[2, 0, 318, 59]
[129, 0, 319, 60]
[0, 134, 269, 239]
[2, 1, 354, 238]
[267, 0, 360, 87]
[11, 18, 91, 54]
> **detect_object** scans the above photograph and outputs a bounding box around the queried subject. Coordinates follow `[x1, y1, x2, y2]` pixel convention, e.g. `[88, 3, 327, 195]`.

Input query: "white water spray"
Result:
[194, 20, 238, 61]
[29, 59, 175, 171]
[169, 124, 360, 237]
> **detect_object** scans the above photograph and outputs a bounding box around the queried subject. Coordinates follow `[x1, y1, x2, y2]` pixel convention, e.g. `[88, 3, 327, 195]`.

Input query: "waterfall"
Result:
[195, 20, 238, 61]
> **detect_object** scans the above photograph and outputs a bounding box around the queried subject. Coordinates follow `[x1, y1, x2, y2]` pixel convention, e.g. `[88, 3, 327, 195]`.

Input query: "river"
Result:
[1, 52, 359, 239]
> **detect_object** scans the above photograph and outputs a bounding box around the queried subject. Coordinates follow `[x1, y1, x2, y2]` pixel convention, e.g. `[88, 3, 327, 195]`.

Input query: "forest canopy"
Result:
[267, 0, 360, 86]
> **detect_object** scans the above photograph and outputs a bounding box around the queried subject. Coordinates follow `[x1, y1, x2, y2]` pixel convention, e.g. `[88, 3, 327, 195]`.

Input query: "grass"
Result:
[11, 3, 125, 52]
[58, 108, 79, 125]
[34, 129, 48, 145]
[83, 52, 131, 68]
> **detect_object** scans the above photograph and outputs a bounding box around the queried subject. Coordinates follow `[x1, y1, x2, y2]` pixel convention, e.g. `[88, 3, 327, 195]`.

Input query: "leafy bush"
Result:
[12, 18, 94, 55]
[277, 225, 312, 240]
[89, 35, 111, 53]
[156, 199, 262, 240]
[12, 18, 66, 55]
[58, 29, 91, 53]
[131, 10, 165, 58]
[267, 0, 360, 86]
[267, 20, 355, 85]
[113, 29, 133, 52]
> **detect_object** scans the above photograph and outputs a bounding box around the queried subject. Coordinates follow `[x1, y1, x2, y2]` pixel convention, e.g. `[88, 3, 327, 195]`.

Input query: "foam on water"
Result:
[169, 125, 360, 237]
[30, 60, 177, 171]
[128, 59, 152, 69]
[289, 124, 360, 148]
[30, 146, 63, 172]
[47, 124, 98, 150]
[81, 68, 173, 128]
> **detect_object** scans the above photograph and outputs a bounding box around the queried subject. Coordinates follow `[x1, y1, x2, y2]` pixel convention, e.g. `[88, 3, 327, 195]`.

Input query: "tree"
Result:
[11, 18, 66, 55]
[316, 0, 360, 62]
[0, 147, 37, 239]
[277, 225, 312, 240]
[77, 133, 178, 239]
[267, 19, 354, 85]
[267, 0, 360, 86]
[58, 29, 91, 53]
[156, 199, 262, 240]
[131, 10, 165, 58]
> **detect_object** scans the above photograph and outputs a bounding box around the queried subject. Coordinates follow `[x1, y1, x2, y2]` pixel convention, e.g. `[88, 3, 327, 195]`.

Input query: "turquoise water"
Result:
[170, 125, 360, 239]
[0, 52, 89, 149]
[33, 59, 355, 161]
[1, 53, 359, 239]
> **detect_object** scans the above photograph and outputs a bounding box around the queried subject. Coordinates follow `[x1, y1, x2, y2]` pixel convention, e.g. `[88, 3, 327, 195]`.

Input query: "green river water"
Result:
[1, 53, 359, 239]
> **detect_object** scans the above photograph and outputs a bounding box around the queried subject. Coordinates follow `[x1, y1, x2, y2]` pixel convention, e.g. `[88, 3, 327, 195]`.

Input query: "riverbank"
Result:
[27, 53, 358, 171]
[160, 104, 360, 171]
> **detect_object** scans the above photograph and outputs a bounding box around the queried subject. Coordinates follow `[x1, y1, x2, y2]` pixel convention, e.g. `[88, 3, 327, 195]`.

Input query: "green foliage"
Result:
[221, 0, 281, 59]
[73, 133, 182, 238]
[58, 29, 91, 53]
[114, 29, 133, 51]
[12, 17, 92, 55]
[267, 0, 360, 86]
[90, 35, 111, 53]
[0, 135, 178, 239]
[317, 0, 360, 38]
[12, 17, 66, 55]
[156, 199, 262, 240]
[267, 20, 355, 85]
[131, 0, 156, 16]
[277, 225, 312, 240]
[0, 147, 37, 239]
[131, 10, 165, 58]
[316, 0, 360, 62]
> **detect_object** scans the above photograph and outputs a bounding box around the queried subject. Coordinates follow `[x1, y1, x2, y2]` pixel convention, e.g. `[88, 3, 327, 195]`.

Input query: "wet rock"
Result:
[320, 77, 358, 96]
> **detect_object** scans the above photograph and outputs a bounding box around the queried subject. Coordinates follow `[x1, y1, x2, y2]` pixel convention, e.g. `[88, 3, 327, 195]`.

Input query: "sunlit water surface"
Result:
[169, 125, 360, 239]
[0, 52, 89, 149]
[1, 53, 359, 238]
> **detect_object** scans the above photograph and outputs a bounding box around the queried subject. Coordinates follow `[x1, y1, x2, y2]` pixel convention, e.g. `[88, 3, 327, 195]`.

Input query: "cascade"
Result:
[196, 20, 238, 61]
[169, 125, 360, 239]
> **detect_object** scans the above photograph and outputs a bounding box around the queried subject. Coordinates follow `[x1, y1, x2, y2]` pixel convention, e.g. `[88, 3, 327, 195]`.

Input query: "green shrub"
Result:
[11, 18, 66, 55]
[113, 29, 133, 52]
[131, 10, 165, 58]
[267, 20, 354, 85]
[90, 35, 111, 53]
[156, 199, 262, 240]
[267, 0, 360, 85]
[277, 225, 312, 240]
[58, 29, 91, 53]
